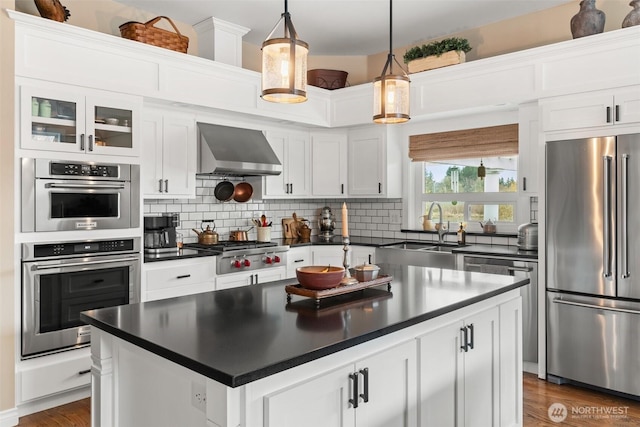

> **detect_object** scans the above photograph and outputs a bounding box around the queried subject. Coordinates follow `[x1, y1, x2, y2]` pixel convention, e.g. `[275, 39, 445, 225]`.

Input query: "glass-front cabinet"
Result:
[20, 85, 140, 157]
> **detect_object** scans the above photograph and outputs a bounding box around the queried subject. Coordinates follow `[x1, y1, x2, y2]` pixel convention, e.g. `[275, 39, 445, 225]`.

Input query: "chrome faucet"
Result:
[427, 202, 449, 244]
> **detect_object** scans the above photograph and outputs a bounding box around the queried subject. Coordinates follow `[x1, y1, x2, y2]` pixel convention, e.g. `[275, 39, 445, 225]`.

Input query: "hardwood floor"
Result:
[16, 373, 640, 426]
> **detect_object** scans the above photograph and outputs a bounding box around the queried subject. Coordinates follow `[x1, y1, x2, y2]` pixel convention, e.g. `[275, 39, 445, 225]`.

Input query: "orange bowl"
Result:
[296, 266, 345, 290]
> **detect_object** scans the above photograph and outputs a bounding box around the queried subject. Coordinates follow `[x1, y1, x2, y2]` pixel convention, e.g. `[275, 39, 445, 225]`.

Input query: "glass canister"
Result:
[32, 98, 39, 116]
[39, 100, 52, 118]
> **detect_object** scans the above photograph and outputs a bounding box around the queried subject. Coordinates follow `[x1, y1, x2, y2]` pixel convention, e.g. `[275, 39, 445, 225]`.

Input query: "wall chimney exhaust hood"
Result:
[197, 123, 282, 176]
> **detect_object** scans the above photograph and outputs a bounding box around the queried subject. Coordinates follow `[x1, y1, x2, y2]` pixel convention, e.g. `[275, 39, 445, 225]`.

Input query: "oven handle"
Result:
[553, 298, 640, 315]
[44, 183, 126, 190]
[32, 256, 140, 271]
[465, 262, 533, 273]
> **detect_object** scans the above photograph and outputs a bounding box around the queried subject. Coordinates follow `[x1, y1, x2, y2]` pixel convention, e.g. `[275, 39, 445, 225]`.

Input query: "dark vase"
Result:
[570, 0, 606, 39]
[622, 0, 640, 28]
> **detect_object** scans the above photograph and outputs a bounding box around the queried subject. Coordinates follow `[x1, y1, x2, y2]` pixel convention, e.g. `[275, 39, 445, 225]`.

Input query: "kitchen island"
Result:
[81, 264, 527, 427]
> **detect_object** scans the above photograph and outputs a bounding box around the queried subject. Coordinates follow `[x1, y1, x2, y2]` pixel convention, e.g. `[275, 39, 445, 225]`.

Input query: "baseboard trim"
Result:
[17, 386, 90, 418]
[0, 407, 19, 427]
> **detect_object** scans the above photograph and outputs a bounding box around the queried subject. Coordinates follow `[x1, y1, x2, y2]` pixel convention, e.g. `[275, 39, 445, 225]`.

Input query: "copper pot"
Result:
[192, 221, 219, 245]
[233, 181, 253, 203]
[229, 226, 253, 241]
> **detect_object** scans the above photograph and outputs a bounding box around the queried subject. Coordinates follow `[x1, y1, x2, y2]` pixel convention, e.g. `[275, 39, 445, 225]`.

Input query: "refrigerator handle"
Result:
[622, 154, 630, 279]
[603, 156, 613, 279]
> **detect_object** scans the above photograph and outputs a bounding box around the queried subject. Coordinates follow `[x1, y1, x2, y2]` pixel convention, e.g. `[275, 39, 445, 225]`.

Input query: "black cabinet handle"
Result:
[368, 254, 372, 264]
[467, 324, 474, 350]
[88, 135, 94, 151]
[615, 104, 620, 122]
[176, 274, 191, 279]
[359, 368, 369, 403]
[341, 183, 344, 194]
[158, 179, 163, 192]
[80, 134, 85, 151]
[378, 182, 382, 194]
[606, 106, 612, 123]
[460, 327, 468, 352]
[78, 369, 91, 375]
[290, 183, 293, 194]
[294, 259, 305, 263]
[523, 177, 527, 192]
[349, 372, 359, 408]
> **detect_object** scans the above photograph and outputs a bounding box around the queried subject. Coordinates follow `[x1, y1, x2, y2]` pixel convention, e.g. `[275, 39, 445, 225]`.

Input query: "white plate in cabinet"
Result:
[20, 84, 140, 157]
[143, 257, 216, 302]
[141, 109, 196, 198]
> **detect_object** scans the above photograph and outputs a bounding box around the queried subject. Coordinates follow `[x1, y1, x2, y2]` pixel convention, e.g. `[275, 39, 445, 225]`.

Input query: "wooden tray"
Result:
[286, 275, 393, 307]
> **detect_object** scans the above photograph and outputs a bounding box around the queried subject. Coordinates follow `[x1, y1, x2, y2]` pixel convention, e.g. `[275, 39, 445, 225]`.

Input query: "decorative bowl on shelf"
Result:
[296, 266, 345, 290]
[105, 118, 119, 125]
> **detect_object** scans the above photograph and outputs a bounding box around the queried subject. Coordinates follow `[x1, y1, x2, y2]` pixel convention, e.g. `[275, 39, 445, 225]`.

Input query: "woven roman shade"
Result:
[409, 124, 519, 162]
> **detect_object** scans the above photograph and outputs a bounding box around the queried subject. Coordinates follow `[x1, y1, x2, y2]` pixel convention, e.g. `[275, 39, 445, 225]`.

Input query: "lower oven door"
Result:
[22, 253, 140, 358]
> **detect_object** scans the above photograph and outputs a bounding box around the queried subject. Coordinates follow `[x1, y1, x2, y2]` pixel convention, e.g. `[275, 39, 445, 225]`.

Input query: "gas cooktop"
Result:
[183, 241, 278, 252]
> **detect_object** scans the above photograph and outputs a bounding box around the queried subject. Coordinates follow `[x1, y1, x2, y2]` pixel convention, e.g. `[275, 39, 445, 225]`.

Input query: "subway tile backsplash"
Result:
[144, 179, 403, 243]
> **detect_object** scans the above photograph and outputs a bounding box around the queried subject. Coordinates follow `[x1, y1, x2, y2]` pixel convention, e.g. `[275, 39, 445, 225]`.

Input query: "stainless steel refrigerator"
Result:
[546, 134, 640, 397]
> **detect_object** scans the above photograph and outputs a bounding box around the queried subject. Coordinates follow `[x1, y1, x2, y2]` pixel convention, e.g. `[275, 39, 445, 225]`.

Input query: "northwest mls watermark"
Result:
[548, 402, 630, 423]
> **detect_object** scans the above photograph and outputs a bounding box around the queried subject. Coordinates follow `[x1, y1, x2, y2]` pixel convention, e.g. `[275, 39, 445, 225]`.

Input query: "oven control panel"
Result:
[30, 239, 136, 258]
[50, 162, 120, 178]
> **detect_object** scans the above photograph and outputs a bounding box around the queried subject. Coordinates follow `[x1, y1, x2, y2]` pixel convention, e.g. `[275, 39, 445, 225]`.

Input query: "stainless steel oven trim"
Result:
[22, 252, 140, 358]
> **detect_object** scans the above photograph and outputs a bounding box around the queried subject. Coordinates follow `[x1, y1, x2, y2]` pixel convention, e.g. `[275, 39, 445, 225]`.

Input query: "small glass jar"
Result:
[176, 233, 183, 249]
[31, 98, 39, 116]
[39, 100, 52, 118]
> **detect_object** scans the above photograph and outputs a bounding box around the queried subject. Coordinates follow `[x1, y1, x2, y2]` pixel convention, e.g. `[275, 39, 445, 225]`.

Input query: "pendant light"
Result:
[478, 159, 486, 180]
[261, 0, 308, 103]
[373, 0, 410, 124]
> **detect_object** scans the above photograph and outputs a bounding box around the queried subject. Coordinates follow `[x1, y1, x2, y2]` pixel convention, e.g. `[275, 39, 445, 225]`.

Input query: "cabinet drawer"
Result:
[145, 257, 216, 292]
[20, 349, 91, 402]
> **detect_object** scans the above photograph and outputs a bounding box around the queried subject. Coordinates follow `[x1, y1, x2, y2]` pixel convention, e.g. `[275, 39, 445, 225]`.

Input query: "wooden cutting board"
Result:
[282, 218, 297, 238]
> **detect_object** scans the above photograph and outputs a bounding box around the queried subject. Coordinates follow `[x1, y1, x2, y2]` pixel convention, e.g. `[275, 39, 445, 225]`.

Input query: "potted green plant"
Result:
[403, 37, 471, 73]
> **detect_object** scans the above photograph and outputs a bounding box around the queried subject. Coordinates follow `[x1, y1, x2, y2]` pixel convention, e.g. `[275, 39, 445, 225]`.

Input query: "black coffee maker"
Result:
[144, 213, 179, 254]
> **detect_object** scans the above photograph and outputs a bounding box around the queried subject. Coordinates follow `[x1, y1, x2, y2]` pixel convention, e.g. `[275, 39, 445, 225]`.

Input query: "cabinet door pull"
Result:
[378, 182, 382, 194]
[467, 324, 474, 350]
[460, 327, 468, 352]
[368, 254, 372, 264]
[349, 372, 359, 408]
[164, 179, 169, 193]
[359, 368, 369, 403]
[80, 134, 85, 151]
[176, 274, 191, 279]
[88, 135, 94, 151]
[158, 179, 163, 192]
[523, 177, 527, 191]
[341, 183, 344, 194]
[606, 106, 612, 123]
[78, 369, 91, 375]
[290, 183, 293, 194]
[615, 105, 620, 122]
[294, 259, 305, 263]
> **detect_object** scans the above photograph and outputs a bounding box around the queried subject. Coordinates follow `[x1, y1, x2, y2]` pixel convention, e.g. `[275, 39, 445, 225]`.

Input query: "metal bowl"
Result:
[233, 181, 253, 202]
[296, 266, 345, 290]
[353, 264, 380, 282]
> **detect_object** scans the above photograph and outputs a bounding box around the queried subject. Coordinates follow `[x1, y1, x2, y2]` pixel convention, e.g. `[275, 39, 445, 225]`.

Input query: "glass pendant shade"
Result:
[261, 1, 308, 103]
[373, 74, 410, 124]
[373, 0, 410, 124]
[261, 38, 308, 103]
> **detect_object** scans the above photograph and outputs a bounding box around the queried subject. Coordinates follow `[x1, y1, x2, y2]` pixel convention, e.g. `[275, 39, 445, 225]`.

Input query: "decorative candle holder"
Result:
[341, 236, 358, 285]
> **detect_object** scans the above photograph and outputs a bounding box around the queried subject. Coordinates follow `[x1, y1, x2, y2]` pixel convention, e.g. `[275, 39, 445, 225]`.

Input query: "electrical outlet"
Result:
[389, 212, 401, 224]
[191, 381, 206, 412]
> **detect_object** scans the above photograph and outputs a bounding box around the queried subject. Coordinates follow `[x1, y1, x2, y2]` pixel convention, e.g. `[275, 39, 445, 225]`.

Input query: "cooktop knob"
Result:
[273, 255, 281, 263]
[243, 258, 251, 267]
[264, 256, 273, 264]
[233, 259, 242, 268]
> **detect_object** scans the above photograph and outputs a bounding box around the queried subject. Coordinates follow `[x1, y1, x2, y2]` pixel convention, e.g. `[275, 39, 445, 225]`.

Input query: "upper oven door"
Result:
[33, 178, 131, 232]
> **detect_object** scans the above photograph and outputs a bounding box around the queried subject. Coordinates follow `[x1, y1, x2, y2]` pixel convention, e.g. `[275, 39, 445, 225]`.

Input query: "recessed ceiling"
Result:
[115, 0, 573, 56]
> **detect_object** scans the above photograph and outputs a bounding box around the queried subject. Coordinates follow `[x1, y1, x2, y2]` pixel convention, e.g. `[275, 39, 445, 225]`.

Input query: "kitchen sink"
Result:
[376, 241, 464, 268]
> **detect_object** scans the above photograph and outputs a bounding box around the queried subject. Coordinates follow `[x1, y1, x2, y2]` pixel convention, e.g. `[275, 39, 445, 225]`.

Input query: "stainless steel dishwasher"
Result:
[461, 255, 538, 372]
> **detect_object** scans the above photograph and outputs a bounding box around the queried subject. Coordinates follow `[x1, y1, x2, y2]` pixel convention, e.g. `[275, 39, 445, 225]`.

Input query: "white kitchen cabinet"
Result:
[20, 84, 140, 157]
[264, 130, 310, 198]
[311, 131, 348, 197]
[311, 245, 344, 267]
[418, 306, 500, 427]
[541, 85, 640, 132]
[347, 126, 402, 198]
[518, 102, 540, 194]
[263, 340, 417, 427]
[286, 246, 312, 278]
[351, 245, 376, 266]
[216, 267, 286, 290]
[141, 109, 196, 198]
[143, 257, 216, 302]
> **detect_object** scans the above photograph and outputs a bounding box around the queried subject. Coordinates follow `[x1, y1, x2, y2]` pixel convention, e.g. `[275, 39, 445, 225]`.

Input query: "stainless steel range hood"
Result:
[196, 123, 282, 176]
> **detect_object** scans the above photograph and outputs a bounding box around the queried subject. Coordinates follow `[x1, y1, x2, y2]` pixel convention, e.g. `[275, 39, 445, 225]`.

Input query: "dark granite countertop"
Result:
[81, 263, 528, 388]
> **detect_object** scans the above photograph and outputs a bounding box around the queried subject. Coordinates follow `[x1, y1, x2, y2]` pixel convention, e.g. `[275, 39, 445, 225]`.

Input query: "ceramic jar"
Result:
[622, 0, 640, 28]
[570, 0, 605, 39]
